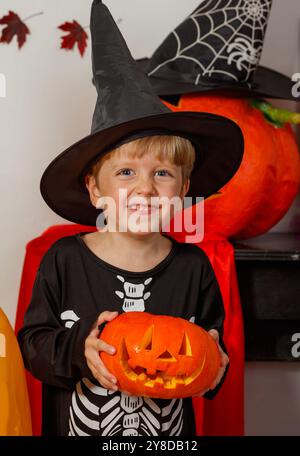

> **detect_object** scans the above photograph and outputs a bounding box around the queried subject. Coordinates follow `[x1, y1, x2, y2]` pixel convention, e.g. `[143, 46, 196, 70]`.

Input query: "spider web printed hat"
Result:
[137, 0, 297, 100]
[40, 0, 244, 227]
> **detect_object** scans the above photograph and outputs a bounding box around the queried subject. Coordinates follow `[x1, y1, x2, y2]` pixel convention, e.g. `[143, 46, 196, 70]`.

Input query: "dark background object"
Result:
[232, 233, 300, 361]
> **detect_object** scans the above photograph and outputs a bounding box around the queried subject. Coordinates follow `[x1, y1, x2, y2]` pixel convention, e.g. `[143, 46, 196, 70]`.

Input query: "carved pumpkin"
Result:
[163, 94, 300, 240]
[100, 311, 220, 399]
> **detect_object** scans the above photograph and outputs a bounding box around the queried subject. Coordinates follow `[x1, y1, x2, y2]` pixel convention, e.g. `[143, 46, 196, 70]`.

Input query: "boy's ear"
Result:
[181, 178, 190, 198]
[85, 174, 101, 207]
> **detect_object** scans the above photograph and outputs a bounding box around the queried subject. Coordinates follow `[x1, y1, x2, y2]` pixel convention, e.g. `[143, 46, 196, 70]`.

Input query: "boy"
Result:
[19, 133, 228, 436]
[18, 0, 243, 436]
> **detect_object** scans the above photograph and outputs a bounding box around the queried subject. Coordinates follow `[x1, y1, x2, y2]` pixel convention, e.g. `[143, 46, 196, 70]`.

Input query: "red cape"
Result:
[15, 224, 244, 436]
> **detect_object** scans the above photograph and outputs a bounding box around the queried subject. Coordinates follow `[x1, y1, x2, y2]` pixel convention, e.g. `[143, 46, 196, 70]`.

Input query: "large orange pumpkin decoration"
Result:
[164, 94, 300, 240]
[100, 312, 220, 399]
[0, 308, 32, 436]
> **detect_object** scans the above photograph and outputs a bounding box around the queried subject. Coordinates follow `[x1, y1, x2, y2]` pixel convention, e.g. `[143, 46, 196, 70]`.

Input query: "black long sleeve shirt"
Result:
[18, 232, 228, 436]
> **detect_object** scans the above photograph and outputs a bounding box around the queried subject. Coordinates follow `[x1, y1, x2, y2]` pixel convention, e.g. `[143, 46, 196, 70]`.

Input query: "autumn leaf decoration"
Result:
[58, 20, 89, 57]
[0, 11, 43, 49]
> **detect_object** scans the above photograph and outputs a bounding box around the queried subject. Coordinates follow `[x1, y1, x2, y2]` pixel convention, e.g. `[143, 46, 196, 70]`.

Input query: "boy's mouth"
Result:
[127, 204, 160, 215]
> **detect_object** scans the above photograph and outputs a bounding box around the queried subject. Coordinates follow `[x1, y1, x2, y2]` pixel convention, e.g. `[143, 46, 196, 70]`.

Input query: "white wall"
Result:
[0, 0, 299, 436]
[262, 0, 300, 233]
[245, 362, 300, 436]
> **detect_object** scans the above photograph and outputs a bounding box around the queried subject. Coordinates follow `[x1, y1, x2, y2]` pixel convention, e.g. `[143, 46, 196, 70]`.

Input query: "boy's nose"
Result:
[135, 175, 156, 196]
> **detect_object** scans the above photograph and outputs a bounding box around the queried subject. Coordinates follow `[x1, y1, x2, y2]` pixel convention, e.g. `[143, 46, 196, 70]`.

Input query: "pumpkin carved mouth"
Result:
[119, 325, 207, 390]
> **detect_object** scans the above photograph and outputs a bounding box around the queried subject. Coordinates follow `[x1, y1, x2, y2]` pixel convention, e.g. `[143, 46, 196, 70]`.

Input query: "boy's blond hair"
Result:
[86, 135, 196, 189]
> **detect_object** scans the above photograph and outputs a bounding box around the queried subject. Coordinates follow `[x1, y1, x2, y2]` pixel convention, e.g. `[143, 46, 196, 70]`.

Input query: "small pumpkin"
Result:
[100, 311, 220, 399]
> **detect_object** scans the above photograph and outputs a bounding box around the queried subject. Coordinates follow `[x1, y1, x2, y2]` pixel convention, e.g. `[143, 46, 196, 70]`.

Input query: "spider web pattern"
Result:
[147, 0, 273, 85]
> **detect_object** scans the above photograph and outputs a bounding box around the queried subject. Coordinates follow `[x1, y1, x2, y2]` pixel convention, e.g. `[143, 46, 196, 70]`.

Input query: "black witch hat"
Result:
[40, 0, 244, 227]
[137, 0, 296, 100]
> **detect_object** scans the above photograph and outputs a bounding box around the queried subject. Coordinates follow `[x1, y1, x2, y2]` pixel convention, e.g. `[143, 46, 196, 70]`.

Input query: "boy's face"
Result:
[86, 146, 190, 234]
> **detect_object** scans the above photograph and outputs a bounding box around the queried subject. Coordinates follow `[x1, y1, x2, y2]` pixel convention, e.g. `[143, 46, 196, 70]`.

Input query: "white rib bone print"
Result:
[69, 377, 184, 436]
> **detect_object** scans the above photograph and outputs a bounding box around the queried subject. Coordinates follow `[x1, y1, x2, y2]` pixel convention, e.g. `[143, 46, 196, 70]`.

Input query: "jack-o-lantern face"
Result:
[100, 312, 220, 399]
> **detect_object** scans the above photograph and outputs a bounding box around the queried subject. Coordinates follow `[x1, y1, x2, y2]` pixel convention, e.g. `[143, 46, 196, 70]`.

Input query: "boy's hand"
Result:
[192, 329, 229, 397]
[84, 310, 119, 392]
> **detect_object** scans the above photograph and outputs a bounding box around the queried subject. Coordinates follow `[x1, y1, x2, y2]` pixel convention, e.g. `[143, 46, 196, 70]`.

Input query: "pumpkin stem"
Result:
[249, 98, 300, 128]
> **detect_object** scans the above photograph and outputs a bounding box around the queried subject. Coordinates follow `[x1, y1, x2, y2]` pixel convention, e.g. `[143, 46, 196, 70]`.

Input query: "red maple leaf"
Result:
[0, 11, 30, 48]
[58, 21, 88, 57]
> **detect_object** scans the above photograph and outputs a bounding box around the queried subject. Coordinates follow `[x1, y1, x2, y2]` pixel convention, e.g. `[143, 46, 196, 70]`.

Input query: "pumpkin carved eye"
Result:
[178, 332, 192, 356]
[138, 325, 153, 351]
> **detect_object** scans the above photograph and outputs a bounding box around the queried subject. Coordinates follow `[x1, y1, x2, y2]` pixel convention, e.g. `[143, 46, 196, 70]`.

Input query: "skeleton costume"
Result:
[18, 0, 244, 436]
[18, 232, 227, 436]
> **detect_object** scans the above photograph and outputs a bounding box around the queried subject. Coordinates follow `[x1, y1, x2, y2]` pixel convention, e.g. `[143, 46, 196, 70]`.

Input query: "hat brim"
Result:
[40, 111, 244, 226]
[136, 59, 297, 101]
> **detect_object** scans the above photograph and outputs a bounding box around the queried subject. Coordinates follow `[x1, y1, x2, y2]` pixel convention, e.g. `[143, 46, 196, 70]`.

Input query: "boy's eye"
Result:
[155, 169, 172, 177]
[117, 168, 134, 176]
